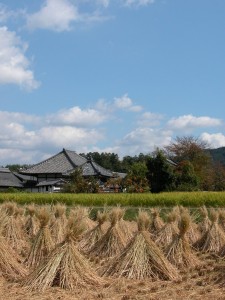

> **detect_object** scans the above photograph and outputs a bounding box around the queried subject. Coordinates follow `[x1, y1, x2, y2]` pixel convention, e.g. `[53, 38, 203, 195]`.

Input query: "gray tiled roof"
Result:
[20, 149, 87, 175]
[0, 168, 23, 188]
[112, 172, 127, 179]
[13, 172, 37, 182]
[36, 179, 66, 187]
[81, 160, 113, 177]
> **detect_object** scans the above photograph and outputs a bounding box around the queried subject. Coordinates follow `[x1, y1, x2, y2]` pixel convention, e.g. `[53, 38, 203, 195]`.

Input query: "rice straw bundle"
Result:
[0, 205, 8, 234]
[70, 206, 96, 233]
[179, 206, 200, 245]
[2, 202, 29, 254]
[22, 216, 105, 291]
[101, 211, 180, 281]
[194, 209, 225, 255]
[116, 207, 135, 242]
[79, 210, 108, 252]
[24, 204, 40, 238]
[0, 235, 27, 281]
[198, 206, 211, 235]
[149, 208, 164, 237]
[25, 207, 54, 269]
[166, 213, 201, 270]
[17, 206, 26, 226]
[87, 207, 127, 260]
[51, 204, 68, 245]
[219, 209, 225, 232]
[155, 211, 179, 251]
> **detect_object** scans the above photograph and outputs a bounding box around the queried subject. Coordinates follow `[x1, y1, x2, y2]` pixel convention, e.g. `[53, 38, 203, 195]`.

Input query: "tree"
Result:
[82, 152, 122, 172]
[123, 162, 149, 193]
[212, 162, 225, 191]
[174, 161, 199, 191]
[63, 169, 98, 193]
[146, 150, 176, 193]
[164, 136, 211, 189]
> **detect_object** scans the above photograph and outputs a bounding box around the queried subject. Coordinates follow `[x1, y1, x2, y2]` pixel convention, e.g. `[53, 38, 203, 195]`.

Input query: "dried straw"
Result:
[155, 211, 179, 251]
[79, 210, 108, 253]
[178, 206, 200, 245]
[25, 207, 54, 269]
[24, 204, 40, 238]
[219, 209, 225, 233]
[194, 209, 225, 255]
[2, 202, 29, 255]
[22, 216, 105, 291]
[51, 204, 68, 245]
[198, 206, 211, 235]
[149, 208, 164, 237]
[70, 206, 96, 232]
[0, 235, 27, 281]
[87, 207, 127, 260]
[101, 211, 180, 281]
[166, 213, 201, 270]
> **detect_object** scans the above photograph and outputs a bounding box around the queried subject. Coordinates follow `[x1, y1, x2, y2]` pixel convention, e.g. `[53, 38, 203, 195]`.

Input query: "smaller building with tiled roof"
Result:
[0, 167, 23, 190]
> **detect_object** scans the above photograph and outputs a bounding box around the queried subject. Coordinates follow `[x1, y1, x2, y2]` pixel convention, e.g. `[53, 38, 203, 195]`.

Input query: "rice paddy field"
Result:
[1, 193, 225, 299]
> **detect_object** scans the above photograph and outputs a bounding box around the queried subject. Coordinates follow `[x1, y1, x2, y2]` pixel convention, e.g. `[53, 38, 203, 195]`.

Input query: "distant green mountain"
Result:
[207, 147, 225, 166]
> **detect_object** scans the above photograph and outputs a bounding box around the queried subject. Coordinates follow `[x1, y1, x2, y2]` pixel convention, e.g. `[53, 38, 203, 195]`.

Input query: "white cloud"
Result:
[200, 132, 225, 149]
[137, 111, 164, 127]
[37, 126, 103, 149]
[0, 148, 40, 165]
[96, 0, 110, 8]
[119, 127, 172, 156]
[95, 98, 112, 112]
[26, 0, 79, 32]
[0, 103, 224, 165]
[0, 108, 106, 164]
[47, 106, 107, 127]
[113, 94, 142, 112]
[0, 121, 37, 150]
[167, 114, 222, 131]
[0, 111, 40, 125]
[123, 0, 155, 7]
[0, 26, 39, 90]
[0, 4, 12, 23]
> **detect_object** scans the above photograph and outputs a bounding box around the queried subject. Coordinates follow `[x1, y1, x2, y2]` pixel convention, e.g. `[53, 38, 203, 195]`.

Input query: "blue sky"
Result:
[0, 0, 225, 165]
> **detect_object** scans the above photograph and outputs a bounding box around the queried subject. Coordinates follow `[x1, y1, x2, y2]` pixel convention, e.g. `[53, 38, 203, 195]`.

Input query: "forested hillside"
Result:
[207, 147, 225, 166]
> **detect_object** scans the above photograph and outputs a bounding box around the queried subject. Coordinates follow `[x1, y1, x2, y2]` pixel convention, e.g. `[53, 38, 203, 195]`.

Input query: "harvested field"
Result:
[0, 202, 225, 299]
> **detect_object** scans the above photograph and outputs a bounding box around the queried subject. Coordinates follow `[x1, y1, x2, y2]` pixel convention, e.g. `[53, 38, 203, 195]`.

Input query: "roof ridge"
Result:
[87, 159, 101, 175]
[63, 148, 87, 168]
[21, 149, 65, 172]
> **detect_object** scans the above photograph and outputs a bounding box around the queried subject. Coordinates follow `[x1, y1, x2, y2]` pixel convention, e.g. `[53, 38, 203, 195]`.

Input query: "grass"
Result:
[1, 191, 225, 208]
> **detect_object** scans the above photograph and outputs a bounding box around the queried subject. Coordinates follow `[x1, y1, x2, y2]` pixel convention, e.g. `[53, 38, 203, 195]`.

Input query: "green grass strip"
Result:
[0, 191, 225, 207]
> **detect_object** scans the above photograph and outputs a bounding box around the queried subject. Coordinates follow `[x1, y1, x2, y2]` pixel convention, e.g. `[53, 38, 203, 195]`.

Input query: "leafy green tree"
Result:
[63, 169, 98, 193]
[212, 162, 225, 191]
[123, 162, 149, 193]
[164, 136, 211, 189]
[174, 161, 199, 191]
[146, 150, 176, 193]
[82, 152, 122, 172]
[5, 164, 30, 172]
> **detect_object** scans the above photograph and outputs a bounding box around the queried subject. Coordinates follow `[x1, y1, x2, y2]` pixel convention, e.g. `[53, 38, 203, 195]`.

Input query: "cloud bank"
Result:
[0, 96, 224, 165]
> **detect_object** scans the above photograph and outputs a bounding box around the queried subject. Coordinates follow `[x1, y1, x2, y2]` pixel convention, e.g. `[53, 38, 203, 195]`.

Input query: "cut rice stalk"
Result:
[22, 216, 105, 291]
[25, 207, 54, 269]
[101, 211, 180, 281]
[79, 210, 108, 252]
[87, 207, 128, 260]
[166, 213, 202, 270]
[155, 211, 179, 251]
[0, 236, 27, 281]
[194, 209, 225, 255]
